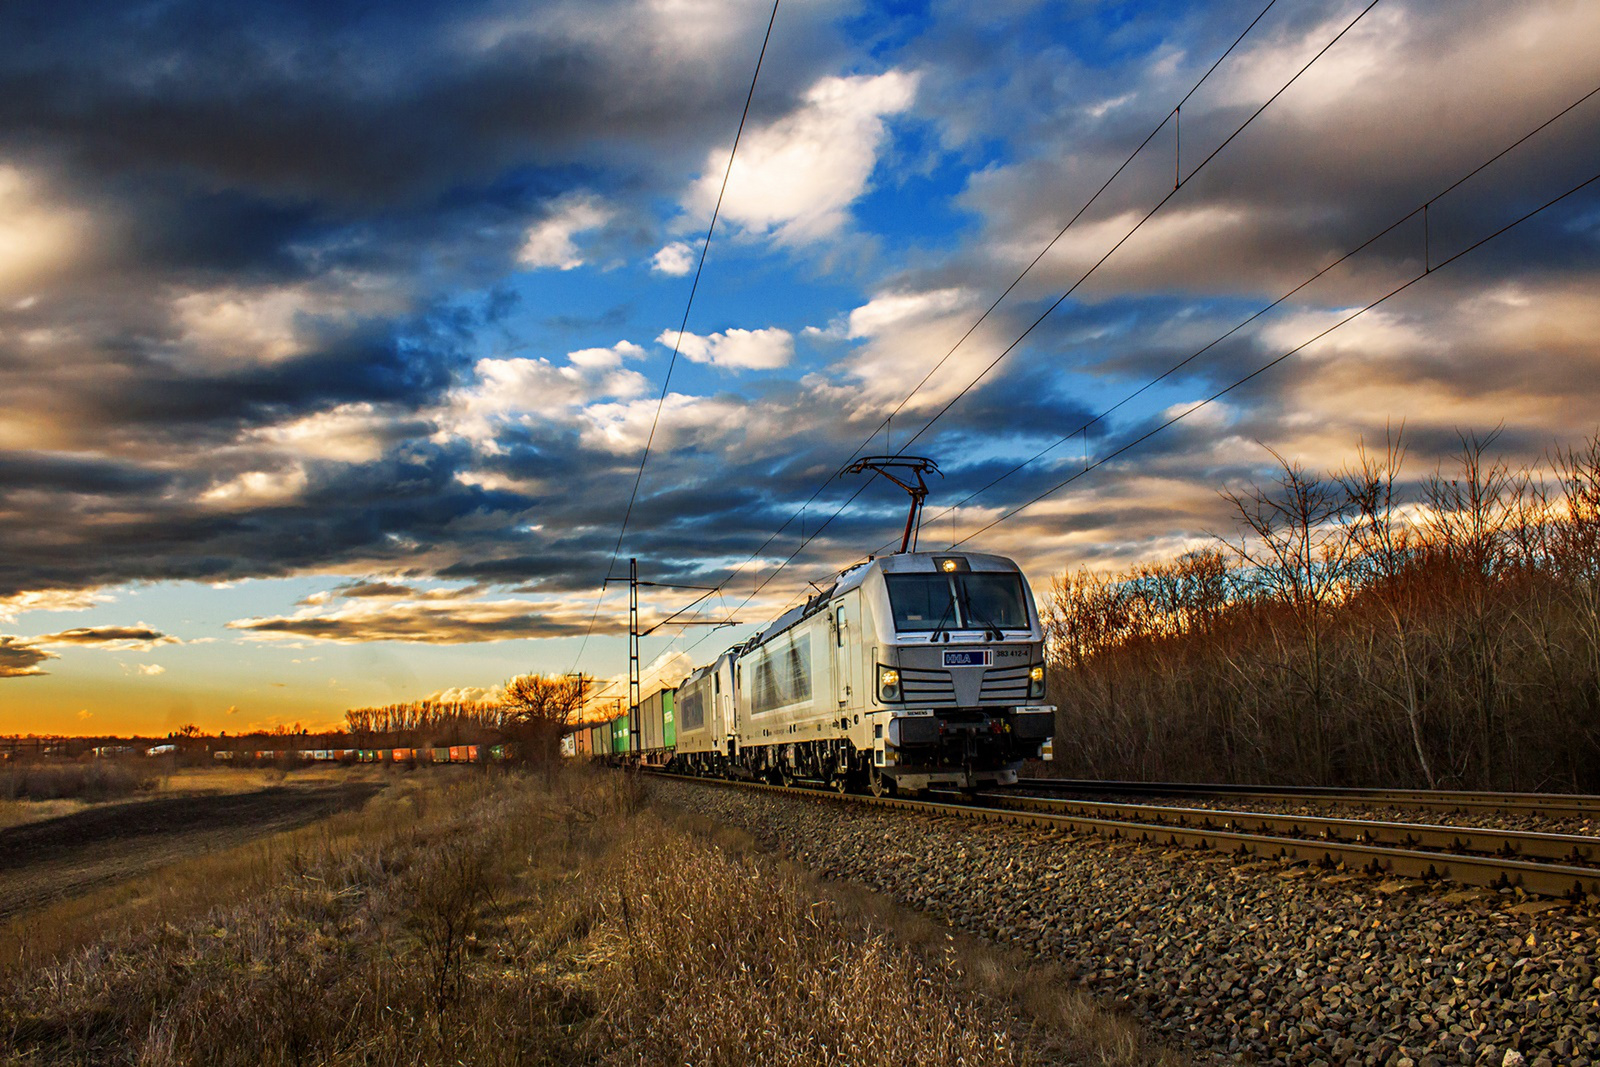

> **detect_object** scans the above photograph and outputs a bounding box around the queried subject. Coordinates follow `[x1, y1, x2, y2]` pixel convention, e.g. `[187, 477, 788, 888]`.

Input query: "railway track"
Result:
[655, 772, 1600, 901]
[1015, 777, 1600, 821]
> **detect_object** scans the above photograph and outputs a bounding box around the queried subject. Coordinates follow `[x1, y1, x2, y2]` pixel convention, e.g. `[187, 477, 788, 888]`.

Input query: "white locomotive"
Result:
[668, 549, 1055, 793]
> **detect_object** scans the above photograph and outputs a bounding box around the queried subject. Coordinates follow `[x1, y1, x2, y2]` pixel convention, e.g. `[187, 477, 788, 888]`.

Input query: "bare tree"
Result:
[501, 674, 588, 770]
[1222, 448, 1354, 781]
[1338, 428, 1437, 786]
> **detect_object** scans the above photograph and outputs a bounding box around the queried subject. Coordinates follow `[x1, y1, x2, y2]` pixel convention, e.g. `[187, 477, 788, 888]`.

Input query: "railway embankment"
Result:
[653, 777, 1600, 1066]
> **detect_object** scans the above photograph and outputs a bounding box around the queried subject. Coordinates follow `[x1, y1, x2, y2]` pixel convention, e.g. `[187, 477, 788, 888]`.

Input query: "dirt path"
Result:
[0, 782, 382, 920]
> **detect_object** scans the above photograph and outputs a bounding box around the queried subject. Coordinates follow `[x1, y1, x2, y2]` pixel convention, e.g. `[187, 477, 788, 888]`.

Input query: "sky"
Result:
[2, 0, 1598, 736]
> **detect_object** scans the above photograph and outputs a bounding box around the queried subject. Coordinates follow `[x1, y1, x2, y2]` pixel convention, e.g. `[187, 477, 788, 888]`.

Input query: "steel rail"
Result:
[652, 772, 1600, 900]
[1015, 778, 1600, 821]
[971, 792, 1600, 865]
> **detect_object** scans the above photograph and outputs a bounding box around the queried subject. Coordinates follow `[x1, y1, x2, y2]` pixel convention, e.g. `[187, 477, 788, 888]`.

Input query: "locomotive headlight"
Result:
[1029, 664, 1046, 698]
[879, 667, 901, 702]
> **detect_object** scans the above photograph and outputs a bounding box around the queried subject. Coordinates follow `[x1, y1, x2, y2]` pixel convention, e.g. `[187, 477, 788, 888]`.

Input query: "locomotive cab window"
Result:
[958, 573, 1029, 630]
[836, 604, 847, 646]
[885, 572, 1029, 633]
[885, 574, 956, 632]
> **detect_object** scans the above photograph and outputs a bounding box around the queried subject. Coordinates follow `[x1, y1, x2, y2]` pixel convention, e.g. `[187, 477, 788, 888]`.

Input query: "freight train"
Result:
[572, 550, 1055, 794]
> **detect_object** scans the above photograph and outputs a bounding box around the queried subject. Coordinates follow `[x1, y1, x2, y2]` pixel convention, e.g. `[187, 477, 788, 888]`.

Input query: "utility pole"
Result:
[629, 557, 641, 754]
[604, 559, 741, 757]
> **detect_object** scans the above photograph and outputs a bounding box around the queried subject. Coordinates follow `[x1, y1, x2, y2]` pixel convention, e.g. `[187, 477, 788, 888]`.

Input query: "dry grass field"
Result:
[0, 767, 1182, 1067]
[0, 761, 371, 830]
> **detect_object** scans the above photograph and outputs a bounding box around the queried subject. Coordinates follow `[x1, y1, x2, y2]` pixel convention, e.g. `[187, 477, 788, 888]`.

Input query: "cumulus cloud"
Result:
[643, 648, 694, 688]
[820, 286, 1024, 414]
[518, 193, 614, 270]
[253, 403, 403, 464]
[0, 588, 114, 623]
[136, 663, 166, 676]
[441, 340, 651, 448]
[426, 684, 504, 704]
[0, 636, 55, 678]
[579, 392, 753, 455]
[690, 70, 919, 242]
[650, 241, 695, 275]
[663, 326, 793, 371]
[199, 465, 311, 509]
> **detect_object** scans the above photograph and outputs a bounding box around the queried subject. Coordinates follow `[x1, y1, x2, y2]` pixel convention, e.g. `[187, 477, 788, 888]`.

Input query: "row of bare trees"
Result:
[342, 677, 590, 767]
[343, 700, 511, 745]
[1044, 429, 1600, 791]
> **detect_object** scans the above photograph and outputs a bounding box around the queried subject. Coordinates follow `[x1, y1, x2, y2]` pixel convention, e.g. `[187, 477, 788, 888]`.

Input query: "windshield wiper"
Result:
[929, 588, 958, 641]
[960, 595, 1003, 641]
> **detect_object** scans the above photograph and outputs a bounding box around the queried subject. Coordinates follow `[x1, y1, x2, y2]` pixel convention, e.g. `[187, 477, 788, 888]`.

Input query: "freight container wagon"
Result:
[635, 688, 678, 765]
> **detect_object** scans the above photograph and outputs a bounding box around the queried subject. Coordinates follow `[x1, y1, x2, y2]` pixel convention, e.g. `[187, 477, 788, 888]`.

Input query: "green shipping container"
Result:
[611, 714, 630, 754]
[662, 689, 676, 748]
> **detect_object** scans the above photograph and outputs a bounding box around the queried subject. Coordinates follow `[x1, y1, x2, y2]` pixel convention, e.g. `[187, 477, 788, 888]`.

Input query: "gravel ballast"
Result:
[653, 778, 1600, 1067]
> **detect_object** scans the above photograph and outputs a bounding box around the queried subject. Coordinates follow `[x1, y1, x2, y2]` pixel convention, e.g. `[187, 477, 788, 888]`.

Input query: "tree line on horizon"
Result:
[1043, 427, 1600, 792]
[341, 675, 591, 766]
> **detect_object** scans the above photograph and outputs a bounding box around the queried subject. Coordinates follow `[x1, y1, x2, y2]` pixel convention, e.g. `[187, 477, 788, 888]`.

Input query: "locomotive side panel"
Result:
[674, 667, 715, 755]
[737, 612, 838, 743]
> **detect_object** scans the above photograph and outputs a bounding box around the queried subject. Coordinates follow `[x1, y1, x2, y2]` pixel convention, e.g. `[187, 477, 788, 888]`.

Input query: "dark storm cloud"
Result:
[54, 324, 469, 434]
[0, 0, 862, 609]
[0, 444, 528, 598]
[0, 0, 836, 207]
[0, 453, 171, 495]
[0, 637, 55, 678]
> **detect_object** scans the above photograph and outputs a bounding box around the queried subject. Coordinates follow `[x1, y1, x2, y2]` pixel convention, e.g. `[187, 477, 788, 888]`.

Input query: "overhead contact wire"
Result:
[670, 0, 1288, 622]
[949, 166, 1600, 547]
[721, 0, 1376, 601]
[567, 0, 782, 674]
[909, 79, 1600, 542]
[893, 0, 1385, 460]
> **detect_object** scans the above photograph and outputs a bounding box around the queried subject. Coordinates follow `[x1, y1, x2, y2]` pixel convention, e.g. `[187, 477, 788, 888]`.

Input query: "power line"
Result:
[947, 165, 1600, 548]
[644, 0, 1291, 635]
[568, 0, 782, 674]
[893, 0, 1385, 459]
[695, 0, 1381, 610]
[865, 0, 1282, 450]
[905, 79, 1600, 546]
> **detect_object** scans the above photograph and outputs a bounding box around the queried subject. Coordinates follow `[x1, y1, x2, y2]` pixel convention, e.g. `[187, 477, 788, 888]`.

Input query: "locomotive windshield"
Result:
[885, 572, 1030, 633]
